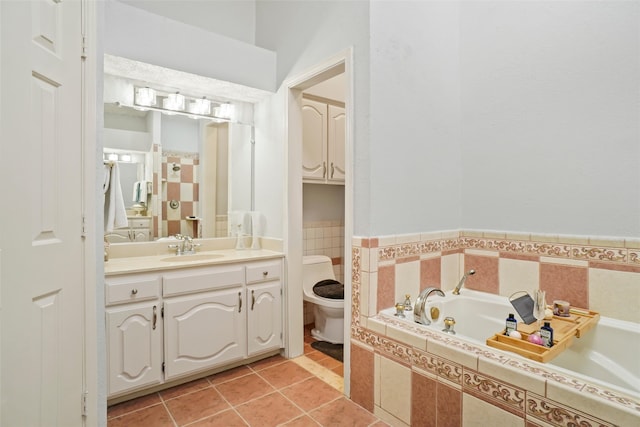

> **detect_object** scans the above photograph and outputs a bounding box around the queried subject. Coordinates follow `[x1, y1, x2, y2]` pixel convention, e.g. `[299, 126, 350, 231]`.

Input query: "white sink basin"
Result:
[160, 253, 225, 262]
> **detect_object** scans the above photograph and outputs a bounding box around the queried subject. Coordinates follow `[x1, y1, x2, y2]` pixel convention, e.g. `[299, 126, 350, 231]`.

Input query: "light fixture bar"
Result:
[131, 86, 235, 122]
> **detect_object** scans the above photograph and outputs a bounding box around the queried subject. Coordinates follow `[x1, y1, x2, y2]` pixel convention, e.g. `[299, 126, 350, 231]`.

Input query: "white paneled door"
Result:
[0, 0, 86, 425]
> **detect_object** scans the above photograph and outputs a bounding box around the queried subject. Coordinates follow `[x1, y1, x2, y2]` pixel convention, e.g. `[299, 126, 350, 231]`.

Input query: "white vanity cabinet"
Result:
[105, 256, 283, 399]
[105, 217, 151, 243]
[246, 261, 283, 356]
[105, 273, 162, 397]
[302, 98, 345, 184]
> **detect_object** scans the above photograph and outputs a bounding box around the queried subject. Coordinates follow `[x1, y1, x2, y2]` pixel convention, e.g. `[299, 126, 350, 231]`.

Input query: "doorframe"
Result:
[81, 0, 100, 424]
[283, 48, 354, 396]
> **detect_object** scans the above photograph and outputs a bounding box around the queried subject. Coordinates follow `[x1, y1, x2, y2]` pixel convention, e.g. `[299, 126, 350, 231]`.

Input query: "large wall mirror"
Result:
[103, 56, 267, 242]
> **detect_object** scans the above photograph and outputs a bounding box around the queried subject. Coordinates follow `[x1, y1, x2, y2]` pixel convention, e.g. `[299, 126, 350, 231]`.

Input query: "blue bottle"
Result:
[540, 321, 554, 348]
[505, 313, 517, 336]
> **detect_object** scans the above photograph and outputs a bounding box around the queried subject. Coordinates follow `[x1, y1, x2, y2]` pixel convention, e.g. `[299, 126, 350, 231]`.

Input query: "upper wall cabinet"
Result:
[302, 97, 345, 185]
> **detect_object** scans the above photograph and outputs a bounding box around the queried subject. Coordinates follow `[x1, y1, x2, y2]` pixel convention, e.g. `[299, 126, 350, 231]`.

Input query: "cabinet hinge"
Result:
[162, 362, 165, 373]
[81, 391, 88, 417]
[81, 215, 87, 238]
[81, 35, 87, 59]
[161, 305, 164, 318]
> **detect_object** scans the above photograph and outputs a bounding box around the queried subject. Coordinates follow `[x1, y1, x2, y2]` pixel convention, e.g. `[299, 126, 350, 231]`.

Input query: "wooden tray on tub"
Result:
[486, 307, 599, 363]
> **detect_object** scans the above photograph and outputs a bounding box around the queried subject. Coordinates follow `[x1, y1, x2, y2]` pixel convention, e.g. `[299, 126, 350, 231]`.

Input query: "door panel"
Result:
[1, 0, 84, 425]
[107, 303, 163, 396]
[328, 105, 346, 182]
[248, 282, 282, 355]
[164, 288, 246, 380]
[302, 99, 327, 180]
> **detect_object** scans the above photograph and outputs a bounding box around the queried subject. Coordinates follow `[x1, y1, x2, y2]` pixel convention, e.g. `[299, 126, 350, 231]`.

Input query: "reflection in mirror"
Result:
[102, 55, 271, 244]
[103, 100, 253, 243]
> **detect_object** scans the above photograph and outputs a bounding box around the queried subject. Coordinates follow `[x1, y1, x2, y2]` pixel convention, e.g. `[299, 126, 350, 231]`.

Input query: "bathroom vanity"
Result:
[104, 247, 283, 400]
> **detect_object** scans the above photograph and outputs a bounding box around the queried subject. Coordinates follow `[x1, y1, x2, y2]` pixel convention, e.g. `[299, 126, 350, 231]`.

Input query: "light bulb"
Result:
[135, 87, 156, 107]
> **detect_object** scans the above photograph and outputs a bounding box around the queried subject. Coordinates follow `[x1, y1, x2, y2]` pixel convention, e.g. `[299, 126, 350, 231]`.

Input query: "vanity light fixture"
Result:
[131, 86, 236, 122]
[107, 153, 119, 161]
[135, 87, 156, 107]
[215, 102, 234, 120]
[163, 92, 185, 112]
[188, 97, 211, 115]
[119, 154, 132, 162]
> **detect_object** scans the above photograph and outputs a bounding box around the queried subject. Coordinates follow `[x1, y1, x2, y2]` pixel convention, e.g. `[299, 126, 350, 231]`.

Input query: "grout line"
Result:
[159, 397, 179, 427]
[106, 391, 163, 419]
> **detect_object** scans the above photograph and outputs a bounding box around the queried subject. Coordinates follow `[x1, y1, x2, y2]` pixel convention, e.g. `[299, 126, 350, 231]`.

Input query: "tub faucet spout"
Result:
[452, 269, 475, 295]
[414, 287, 445, 325]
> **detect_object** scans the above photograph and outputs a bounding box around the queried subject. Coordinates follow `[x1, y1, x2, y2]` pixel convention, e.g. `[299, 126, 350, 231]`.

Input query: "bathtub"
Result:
[381, 289, 640, 399]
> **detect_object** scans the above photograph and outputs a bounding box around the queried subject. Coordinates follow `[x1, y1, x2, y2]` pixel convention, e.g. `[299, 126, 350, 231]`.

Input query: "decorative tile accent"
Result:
[582, 386, 640, 412]
[410, 347, 439, 377]
[463, 371, 526, 413]
[504, 359, 587, 391]
[379, 239, 461, 262]
[571, 246, 626, 263]
[526, 393, 615, 427]
[437, 357, 464, 386]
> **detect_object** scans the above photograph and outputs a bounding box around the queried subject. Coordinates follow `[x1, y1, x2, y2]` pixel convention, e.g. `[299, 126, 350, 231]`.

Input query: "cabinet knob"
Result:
[131, 289, 138, 295]
[262, 271, 268, 277]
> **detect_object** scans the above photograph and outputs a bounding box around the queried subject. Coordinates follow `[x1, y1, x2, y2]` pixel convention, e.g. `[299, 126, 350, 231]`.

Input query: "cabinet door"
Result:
[131, 229, 151, 242]
[328, 105, 346, 183]
[107, 303, 162, 397]
[247, 282, 282, 356]
[105, 229, 131, 243]
[164, 288, 246, 380]
[302, 99, 328, 181]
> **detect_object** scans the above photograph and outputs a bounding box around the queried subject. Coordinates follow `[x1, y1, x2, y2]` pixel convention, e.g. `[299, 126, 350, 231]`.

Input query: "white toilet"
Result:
[303, 255, 345, 344]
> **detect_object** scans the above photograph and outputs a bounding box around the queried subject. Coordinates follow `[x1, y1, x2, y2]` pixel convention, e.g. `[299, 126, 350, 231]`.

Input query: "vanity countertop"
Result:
[105, 249, 284, 276]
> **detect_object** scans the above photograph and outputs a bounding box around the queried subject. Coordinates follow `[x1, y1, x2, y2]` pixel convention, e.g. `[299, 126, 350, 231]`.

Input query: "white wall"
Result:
[303, 184, 345, 222]
[255, 0, 371, 237]
[162, 115, 199, 153]
[253, 88, 286, 238]
[256, 0, 639, 239]
[105, 0, 275, 92]
[116, 0, 256, 45]
[369, 1, 462, 235]
[459, 1, 640, 237]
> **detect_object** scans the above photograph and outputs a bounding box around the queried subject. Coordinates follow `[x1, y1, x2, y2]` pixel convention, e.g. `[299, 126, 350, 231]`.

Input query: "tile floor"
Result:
[107, 325, 387, 427]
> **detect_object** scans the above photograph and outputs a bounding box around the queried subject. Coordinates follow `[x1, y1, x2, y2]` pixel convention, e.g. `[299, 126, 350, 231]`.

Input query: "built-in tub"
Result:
[381, 289, 640, 399]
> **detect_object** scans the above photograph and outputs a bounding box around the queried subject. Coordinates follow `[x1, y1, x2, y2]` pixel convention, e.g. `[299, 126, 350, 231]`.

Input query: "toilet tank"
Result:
[302, 255, 336, 290]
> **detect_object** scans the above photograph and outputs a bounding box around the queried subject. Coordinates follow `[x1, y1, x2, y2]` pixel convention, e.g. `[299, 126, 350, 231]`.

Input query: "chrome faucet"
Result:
[452, 269, 476, 295]
[414, 287, 445, 325]
[168, 234, 200, 255]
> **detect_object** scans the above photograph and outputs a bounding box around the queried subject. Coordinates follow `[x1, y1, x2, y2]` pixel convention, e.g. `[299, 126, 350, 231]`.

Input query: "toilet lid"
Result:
[313, 279, 344, 299]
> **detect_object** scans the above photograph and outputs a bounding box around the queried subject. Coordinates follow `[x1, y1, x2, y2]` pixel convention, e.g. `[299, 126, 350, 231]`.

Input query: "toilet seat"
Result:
[313, 279, 344, 299]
